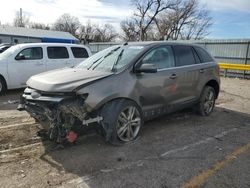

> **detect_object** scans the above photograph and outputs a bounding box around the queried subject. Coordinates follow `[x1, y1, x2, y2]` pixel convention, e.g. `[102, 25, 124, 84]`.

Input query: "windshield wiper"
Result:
[87, 57, 103, 70]
[111, 49, 124, 72]
[92, 46, 121, 70]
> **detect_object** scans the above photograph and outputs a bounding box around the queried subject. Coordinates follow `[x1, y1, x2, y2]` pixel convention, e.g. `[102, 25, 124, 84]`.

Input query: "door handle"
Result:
[199, 69, 205, 73]
[36, 62, 43, 66]
[169, 74, 177, 79]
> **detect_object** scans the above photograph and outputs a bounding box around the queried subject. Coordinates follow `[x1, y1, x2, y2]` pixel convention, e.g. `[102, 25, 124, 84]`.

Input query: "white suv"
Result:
[0, 43, 91, 94]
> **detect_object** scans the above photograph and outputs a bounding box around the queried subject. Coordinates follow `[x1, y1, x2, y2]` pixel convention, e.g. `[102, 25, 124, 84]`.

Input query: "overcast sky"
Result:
[0, 0, 250, 39]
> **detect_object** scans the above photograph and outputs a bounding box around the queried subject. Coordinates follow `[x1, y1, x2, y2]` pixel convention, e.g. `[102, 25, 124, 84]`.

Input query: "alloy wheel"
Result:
[203, 90, 215, 114]
[116, 106, 141, 142]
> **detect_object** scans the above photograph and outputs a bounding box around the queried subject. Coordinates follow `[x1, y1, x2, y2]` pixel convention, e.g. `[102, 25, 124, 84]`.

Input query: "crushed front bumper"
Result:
[19, 87, 90, 142]
[20, 87, 80, 122]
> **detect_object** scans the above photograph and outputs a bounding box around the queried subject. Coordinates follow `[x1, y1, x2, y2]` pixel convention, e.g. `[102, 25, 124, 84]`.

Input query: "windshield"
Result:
[0, 45, 19, 60]
[77, 45, 145, 72]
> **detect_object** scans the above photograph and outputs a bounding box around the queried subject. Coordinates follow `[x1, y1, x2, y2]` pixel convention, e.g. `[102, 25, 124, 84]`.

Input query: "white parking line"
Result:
[58, 176, 91, 188]
[160, 128, 238, 157]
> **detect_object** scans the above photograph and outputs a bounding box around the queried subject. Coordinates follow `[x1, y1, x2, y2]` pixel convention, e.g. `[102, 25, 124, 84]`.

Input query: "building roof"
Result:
[0, 25, 78, 41]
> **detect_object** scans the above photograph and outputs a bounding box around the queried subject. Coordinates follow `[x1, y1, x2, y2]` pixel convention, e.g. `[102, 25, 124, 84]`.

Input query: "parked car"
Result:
[0, 43, 12, 53]
[0, 43, 91, 94]
[20, 42, 220, 145]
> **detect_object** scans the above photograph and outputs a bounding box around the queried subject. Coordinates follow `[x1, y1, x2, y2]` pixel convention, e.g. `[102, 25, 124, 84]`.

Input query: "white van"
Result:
[0, 43, 91, 94]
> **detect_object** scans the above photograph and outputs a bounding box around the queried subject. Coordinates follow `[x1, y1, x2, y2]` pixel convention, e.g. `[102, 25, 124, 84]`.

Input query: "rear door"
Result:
[172, 45, 201, 103]
[8, 47, 46, 87]
[46, 46, 73, 70]
[193, 46, 217, 96]
[135, 45, 180, 118]
[70, 47, 90, 65]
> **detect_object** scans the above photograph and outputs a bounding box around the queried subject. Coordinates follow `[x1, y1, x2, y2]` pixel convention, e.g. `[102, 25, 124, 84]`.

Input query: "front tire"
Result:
[100, 99, 143, 145]
[0, 77, 7, 95]
[196, 86, 216, 116]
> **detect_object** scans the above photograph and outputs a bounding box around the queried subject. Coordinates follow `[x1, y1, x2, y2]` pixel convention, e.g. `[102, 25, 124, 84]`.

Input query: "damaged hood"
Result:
[27, 68, 113, 92]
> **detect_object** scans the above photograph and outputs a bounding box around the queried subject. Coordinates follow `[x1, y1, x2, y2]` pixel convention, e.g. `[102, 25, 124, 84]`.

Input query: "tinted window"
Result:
[194, 47, 213, 63]
[142, 46, 174, 69]
[192, 48, 201, 64]
[16, 47, 43, 60]
[47, 47, 69, 59]
[174, 46, 195, 67]
[71, 47, 89, 58]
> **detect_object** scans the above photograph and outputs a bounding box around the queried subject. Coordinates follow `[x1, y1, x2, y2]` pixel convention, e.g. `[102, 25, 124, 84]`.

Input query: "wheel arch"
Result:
[0, 74, 7, 89]
[204, 79, 220, 99]
[97, 97, 142, 112]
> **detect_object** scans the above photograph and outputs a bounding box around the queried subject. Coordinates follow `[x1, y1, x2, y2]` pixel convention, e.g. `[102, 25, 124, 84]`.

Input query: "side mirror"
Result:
[135, 63, 157, 73]
[15, 54, 25, 60]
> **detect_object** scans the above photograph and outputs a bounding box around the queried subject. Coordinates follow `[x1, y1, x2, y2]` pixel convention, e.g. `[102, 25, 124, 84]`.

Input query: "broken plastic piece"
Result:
[66, 131, 78, 143]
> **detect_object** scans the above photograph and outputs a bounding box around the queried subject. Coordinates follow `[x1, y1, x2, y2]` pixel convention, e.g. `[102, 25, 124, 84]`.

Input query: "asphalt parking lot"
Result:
[0, 77, 250, 188]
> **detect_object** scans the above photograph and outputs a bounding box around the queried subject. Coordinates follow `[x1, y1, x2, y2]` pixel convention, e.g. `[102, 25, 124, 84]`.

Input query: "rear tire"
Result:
[0, 77, 7, 95]
[196, 86, 216, 116]
[100, 99, 143, 145]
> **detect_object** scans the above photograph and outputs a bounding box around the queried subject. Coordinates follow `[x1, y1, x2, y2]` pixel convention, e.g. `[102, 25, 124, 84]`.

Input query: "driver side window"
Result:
[141, 46, 174, 69]
[15, 47, 43, 60]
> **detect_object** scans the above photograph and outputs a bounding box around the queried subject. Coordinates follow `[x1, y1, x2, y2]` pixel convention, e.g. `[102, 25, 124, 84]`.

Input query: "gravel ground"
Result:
[0, 77, 250, 188]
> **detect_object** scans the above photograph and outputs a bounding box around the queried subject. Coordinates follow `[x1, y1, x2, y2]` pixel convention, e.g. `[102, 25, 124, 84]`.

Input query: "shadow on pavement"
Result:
[0, 89, 24, 110]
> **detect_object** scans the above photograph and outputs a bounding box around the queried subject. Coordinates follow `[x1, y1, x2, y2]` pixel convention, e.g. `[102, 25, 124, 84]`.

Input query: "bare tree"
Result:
[121, 0, 212, 41]
[94, 24, 118, 42]
[30, 22, 50, 30]
[13, 9, 29, 27]
[120, 19, 139, 41]
[154, 0, 212, 40]
[179, 5, 212, 40]
[53, 14, 80, 37]
[77, 21, 96, 44]
[131, 0, 177, 41]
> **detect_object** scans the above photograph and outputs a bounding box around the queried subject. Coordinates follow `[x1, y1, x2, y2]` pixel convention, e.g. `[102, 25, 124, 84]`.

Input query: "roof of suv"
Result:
[126, 41, 202, 48]
[13, 43, 87, 48]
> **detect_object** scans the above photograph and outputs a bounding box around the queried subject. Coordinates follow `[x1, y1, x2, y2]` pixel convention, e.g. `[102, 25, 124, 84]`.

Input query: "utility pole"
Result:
[20, 8, 23, 27]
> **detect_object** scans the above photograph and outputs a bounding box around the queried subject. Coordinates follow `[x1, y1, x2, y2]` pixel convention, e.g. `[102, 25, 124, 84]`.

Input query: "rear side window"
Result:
[47, 47, 69, 59]
[194, 47, 213, 63]
[71, 47, 89, 58]
[174, 46, 195, 67]
[192, 48, 201, 64]
[15, 47, 43, 60]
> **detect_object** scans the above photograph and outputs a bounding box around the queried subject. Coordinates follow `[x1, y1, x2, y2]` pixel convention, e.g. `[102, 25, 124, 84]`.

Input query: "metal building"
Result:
[0, 25, 79, 44]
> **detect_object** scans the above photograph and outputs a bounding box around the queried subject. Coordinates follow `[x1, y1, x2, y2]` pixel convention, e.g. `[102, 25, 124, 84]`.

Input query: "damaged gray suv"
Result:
[20, 42, 220, 145]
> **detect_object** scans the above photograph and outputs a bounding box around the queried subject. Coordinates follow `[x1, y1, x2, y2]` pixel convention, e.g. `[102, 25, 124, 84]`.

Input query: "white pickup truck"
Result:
[0, 43, 91, 94]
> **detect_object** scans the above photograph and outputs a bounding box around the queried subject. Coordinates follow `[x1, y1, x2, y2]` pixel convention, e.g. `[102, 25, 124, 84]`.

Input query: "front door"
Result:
[8, 47, 46, 88]
[135, 45, 180, 119]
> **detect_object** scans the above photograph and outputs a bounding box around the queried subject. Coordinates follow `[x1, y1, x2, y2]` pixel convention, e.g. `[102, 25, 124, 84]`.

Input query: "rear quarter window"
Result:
[71, 47, 89, 58]
[194, 47, 213, 63]
[47, 47, 69, 59]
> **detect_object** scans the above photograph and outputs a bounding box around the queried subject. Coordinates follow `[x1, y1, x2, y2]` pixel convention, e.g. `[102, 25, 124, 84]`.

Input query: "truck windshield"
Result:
[77, 45, 145, 72]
